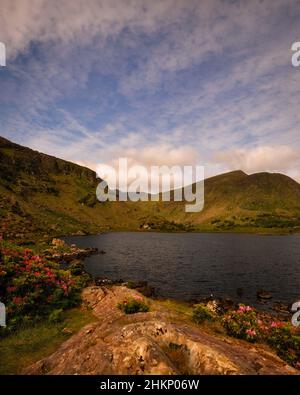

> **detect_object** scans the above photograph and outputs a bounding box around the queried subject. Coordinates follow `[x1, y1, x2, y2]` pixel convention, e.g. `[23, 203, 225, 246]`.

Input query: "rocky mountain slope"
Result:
[24, 285, 297, 375]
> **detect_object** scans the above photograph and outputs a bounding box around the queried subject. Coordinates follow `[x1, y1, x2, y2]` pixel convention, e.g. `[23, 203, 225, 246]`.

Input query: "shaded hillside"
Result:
[1, 136, 300, 241]
[0, 136, 146, 239]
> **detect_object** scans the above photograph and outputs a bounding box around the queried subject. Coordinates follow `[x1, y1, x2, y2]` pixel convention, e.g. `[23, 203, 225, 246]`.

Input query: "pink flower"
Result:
[134, 295, 143, 301]
[238, 305, 253, 313]
[12, 296, 23, 304]
[270, 321, 284, 329]
[246, 328, 257, 337]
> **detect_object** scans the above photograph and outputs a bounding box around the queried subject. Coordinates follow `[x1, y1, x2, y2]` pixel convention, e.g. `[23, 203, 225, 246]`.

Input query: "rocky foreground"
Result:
[23, 285, 298, 375]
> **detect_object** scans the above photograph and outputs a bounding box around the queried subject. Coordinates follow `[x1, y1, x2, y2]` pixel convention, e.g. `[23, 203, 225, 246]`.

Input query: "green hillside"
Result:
[1, 135, 300, 242]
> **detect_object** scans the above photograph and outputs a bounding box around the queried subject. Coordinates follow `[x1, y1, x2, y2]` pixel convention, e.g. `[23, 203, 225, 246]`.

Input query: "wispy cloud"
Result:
[0, 0, 300, 182]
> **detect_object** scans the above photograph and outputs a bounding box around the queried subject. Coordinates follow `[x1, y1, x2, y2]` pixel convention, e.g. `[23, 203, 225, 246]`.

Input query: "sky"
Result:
[1, 0, 300, 185]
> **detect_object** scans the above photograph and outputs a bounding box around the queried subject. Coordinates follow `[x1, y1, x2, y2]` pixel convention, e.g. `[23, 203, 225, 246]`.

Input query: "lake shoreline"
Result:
[1, 238, 299, 374]
[67, 227, 300, 237]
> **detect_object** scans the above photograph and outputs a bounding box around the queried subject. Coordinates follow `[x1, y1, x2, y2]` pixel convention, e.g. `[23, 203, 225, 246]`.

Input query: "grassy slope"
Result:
[1, 135, 300, 239]
[0, 307, 96, 374]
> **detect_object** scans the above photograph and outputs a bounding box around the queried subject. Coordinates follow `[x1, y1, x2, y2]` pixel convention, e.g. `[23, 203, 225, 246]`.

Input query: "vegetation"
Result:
[161, 299, 299, 369]
[192, 304, 214, 324]
[142, 220, 195, 231]
[0, 240, 95, 374]
[267, 323, 300, 368]
[222, 305, 262, 342]
[0, 308, 95, 374]
[117, 296, 150, 314]
[0, 241, 90, 335]
[222, 305, 300, 368]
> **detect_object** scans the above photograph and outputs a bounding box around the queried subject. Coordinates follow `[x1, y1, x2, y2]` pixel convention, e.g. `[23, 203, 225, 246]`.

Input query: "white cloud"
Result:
[215, 145, 300, 181]
[0, 0, 180, 59]
[79, 143, 200, 193]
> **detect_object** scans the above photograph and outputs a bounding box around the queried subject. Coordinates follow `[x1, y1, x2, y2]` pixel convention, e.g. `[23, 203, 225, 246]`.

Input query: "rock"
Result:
[46, 247, 98, 263]
[197, 297, 235, 314]
[23, 286, 298, 376]
[95, 277, 115, 286]
[51, 238, 66, 247]
[206, 300, 218, 314]
[95, 277, 124, 286]
[272, 302, 290, 315]
[257, 290, 273, 300]
[140, 223, 150, 230]
[62, 327, 73, 335]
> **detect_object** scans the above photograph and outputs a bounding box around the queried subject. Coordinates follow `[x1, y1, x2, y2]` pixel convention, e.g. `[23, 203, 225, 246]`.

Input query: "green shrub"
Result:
[267, 324, 300, 368]
[192, 304, 214, 324]
[69, 260, 84, 275]
[117, 297, 149, 314]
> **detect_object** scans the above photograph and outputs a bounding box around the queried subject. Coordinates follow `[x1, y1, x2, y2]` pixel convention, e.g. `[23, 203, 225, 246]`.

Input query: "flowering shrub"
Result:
[223, 305, 261, 342]
[192, 304, 214, 324]
[222, 304, 300, 368]
[117, 296, 149, 314]
[0, 242, 89, 332]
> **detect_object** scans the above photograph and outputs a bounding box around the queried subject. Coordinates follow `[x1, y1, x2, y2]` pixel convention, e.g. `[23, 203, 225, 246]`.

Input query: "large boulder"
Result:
[24, 286, 298, 375]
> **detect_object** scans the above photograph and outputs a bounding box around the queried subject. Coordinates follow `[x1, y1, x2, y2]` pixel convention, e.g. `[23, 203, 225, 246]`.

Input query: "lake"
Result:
[63, 232, 300, 307]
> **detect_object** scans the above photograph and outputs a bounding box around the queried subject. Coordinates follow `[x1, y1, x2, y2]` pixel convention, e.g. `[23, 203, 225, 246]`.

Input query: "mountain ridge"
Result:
[1, 136, 300, 241]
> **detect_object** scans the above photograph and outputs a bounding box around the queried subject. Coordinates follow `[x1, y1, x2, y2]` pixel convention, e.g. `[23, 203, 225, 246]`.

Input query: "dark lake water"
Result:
[63, 232, 300, 307]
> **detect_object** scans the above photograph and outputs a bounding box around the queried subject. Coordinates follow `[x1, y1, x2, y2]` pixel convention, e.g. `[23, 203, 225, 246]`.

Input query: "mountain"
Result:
[0, 135, 136, 239]
[190, 169, 300, 230]
[1, 135, 300, 241]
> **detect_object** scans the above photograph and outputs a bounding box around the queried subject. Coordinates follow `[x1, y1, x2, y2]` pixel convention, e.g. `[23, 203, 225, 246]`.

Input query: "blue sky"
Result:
[1, 0, 300, 181]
